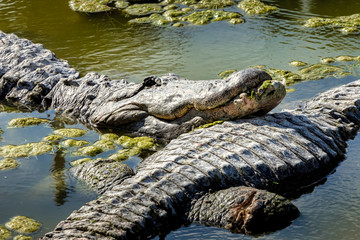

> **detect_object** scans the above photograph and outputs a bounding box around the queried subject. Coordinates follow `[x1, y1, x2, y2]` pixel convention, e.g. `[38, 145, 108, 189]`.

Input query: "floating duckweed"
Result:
[238, 0, 278, 15]
[0, 158, 19, 170]
[93, 139, 116, 150]
[229, 18, 245, 24]
[114, 0, 128, 9]
[0, 225, 11, 240]
[298, 64, 346, 80]
[321, 57, 336, 64]
[182, 10, 241, 25]
[163, 9, 187, 18]
[289, 61, 308, 67]
[218, 69, 237, 78]
[191, 0, 236, 9]
[100, 133, 120, 141]
[196, 120, 224, 129]
[116, 136, 155, 150]
[5, 216, 41, 234]
[69, 0, 112, 13]
[0, 142, 53, 158]
[266, 68, 302, 85]
[70, 158, 93, 167]
[61, 139, 90, 148]
[73, 145, 104, 157]
[172, 22, 186, 27]
[286, 88, 296, 93]
[8, 117, 50, 128]
[124, 4, 163, 16]
[53, 128, 87, 138]
[14, 235, 33, 240]
[304, 13, 360, 33]
[336, 55, 356, 62]
[109, 147, 142, 161]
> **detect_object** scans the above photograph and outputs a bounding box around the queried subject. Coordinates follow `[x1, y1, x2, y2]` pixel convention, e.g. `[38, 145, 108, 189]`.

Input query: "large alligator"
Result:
[0, 31, 285, 140]
[41, 78, 360, 239]
[1, 31, 360, 239]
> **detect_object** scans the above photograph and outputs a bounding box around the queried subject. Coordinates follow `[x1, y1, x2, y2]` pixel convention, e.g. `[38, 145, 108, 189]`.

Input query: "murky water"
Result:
[0, 0, 360, 239]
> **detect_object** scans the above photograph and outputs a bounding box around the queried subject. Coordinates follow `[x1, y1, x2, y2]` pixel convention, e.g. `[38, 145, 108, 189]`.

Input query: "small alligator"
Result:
[0, 31, 285, 140]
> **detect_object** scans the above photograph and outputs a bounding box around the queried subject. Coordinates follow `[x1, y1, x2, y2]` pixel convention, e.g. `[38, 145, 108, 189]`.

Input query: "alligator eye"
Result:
[143, 76, 158, 87]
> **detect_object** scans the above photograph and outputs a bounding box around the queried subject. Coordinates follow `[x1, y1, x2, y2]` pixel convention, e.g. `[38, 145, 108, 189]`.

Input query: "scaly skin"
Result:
[42, 79, 360, 239]
[0, 31, 285, 140]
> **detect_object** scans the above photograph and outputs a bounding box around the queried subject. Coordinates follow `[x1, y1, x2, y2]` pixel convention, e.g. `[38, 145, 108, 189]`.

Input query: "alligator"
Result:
[1, 31, 360, 239]
[41, 78, 360, 239]
[0, 30, 285, 140]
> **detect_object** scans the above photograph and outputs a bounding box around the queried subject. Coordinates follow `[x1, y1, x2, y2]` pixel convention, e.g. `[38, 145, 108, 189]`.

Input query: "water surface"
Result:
[0, 0, 360, 239]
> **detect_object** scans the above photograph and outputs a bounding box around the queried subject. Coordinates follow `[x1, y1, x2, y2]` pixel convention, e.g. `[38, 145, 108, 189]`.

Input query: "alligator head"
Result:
[46, 68, 285, 139]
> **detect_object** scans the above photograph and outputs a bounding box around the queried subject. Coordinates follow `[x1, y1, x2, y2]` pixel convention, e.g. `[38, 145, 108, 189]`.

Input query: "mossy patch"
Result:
[116, 136, 156, 150]
[124, 4, 163, 16]
[0, 225, 11, 240]
[70, 158, 93, 167]
[0, 142, 53, 158]
[304, 13, 360, 33]
[5, 216, 41, 234]
[61, 139, 90, 148]
[0, 158, 19, 170]
[8, 117, 50, 128]
[238, 0, 278, 15]
[72, 145, 104, 157]
[53, 128, 87, 138]
[69, 0, 112, 13]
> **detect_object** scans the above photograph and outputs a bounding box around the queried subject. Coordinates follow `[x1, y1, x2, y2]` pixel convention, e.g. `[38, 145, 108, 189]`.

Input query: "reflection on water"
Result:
[0, 0, 360, 239]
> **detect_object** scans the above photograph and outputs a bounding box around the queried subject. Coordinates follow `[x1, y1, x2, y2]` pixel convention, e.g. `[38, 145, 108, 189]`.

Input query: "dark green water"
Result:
[0, 0, 360, 239]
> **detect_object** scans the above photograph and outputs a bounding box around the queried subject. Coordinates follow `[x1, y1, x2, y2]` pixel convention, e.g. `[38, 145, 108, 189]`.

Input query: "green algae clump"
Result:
[43, 134, 64, 143]
[0, 225, 11, 240]
[61, 139, 90, 148]
[116, 136, 155, 150]
[8, 117, 50, 128]
[5, 216, 41, 234]
[182, 10, 242, 25]
[196, 120, 224, 130]
[109, 148, 142, 161]
[0, 142, 53, 158]
[100, 133, 120, 141]
[124, 4, 163, 16]
[0, 158, 19, 170]
[73, 145, 104, 157]
[13, 235, 33, 240]
[191, 0, 236, 9]
[53, 128, 87, 138]
[298, 64, 347, 80]
[321, 57, 336, 64]
[70, 158, 93, 167]
[93, 139, 116, 150]
[266, 68, 302, 86]
[289, 61, 307, 67]
[218, 69, 237, 78]
[336, 55, 356, 62]
[304, 13, 360, 33]
[69, 0, 112, 13]
[238, 0, 278, 15]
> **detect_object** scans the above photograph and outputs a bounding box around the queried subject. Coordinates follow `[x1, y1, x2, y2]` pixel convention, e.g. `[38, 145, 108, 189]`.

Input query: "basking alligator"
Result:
[0, 31, 285, 140]
[1, 31, 360, 239]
